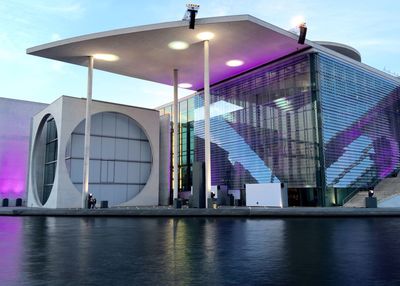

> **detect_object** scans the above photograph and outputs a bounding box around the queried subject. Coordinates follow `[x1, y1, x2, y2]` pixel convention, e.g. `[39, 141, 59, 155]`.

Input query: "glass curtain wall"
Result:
[160, 54, 320, 205]
[317, 53, 400, 205]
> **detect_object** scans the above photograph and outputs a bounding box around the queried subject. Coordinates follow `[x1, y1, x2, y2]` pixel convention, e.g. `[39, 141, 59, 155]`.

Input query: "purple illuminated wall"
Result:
[194, 54, 317, 190]
[319, 54, 400, 190]
[0, 98, 47, 199]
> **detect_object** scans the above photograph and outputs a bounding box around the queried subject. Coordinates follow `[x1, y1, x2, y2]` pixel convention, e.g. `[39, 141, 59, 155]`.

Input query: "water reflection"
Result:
[1, 217, 400, 285]
[0, 217, 23, 286]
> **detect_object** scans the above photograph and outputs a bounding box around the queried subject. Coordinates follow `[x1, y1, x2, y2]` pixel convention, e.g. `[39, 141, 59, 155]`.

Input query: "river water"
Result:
[1, 216, 400, 285]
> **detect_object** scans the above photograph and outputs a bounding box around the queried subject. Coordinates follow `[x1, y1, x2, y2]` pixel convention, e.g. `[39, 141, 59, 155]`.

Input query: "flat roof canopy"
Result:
[27, 15, 310, 91]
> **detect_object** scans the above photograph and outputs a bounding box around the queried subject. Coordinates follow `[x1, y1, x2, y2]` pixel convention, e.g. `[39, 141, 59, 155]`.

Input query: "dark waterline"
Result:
[1, 216, 400, 286]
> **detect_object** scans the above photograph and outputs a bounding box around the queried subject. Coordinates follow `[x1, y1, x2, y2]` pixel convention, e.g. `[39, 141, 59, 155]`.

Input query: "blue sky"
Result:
[1, 0, 399, 108]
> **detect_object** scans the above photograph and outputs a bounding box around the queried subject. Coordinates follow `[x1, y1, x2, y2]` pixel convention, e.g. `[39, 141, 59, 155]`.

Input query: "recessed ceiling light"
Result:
[178, 83, 192, 89]
[168, 41, 189, 50]
[196, 32, 214, 41]
[226, 60, 244, 67]
[93, 53, 119, 61]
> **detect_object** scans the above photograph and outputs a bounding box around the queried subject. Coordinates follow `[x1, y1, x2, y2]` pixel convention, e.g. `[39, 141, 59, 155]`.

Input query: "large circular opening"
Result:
[33, 114, 58, 206]
[65, 112, 152, 206]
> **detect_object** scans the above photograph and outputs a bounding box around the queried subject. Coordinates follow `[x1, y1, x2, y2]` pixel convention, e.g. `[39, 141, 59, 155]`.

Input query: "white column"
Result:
[82, 56, 94, 208]
[173, 69, 179, 201]
[204, 40, 211, 208]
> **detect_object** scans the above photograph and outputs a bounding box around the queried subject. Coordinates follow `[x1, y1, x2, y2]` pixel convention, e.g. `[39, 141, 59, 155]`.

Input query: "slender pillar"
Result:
[81, 56, 94, 208]
[173, 69, 179, 201]
[203, 40, 211, 208]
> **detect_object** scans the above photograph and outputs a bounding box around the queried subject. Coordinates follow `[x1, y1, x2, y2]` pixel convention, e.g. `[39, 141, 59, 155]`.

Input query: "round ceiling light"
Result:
[196, 32, 215, 41]
[178, 83, 192, 89]
[168, 41, 189, 50]
[93, 53, 119, 61]
[226, 60, 244, 67]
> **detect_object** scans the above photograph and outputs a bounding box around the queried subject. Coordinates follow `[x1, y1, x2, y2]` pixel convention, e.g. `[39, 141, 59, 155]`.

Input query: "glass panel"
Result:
[318, 53, 400, 191]
[64, 112, 153, 205]
[194, 54, 317, 189]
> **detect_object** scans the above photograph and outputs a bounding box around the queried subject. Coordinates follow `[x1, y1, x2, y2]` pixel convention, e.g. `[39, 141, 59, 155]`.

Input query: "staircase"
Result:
[343, 177, 400, 207]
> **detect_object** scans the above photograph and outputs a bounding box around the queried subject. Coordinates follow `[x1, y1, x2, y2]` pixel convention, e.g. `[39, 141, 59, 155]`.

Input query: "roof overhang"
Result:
[27, 15, 311, 91]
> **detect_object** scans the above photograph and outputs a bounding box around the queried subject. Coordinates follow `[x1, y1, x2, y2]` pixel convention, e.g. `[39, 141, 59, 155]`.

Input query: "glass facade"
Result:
[160, 54, 320, 205]
[317, 53, 400, 205]
[158, 52, 400, 206]
[65, 112, 152, 206]
[42, 117, 57, 205]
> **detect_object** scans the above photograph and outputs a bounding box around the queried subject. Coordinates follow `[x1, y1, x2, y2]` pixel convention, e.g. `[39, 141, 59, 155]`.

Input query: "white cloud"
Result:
[51, 33, 62, 41]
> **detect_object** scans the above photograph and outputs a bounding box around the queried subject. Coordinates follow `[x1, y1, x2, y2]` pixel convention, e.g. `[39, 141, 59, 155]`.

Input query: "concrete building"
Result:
[26, 96, 159, 208]
[2, 14, 398, 208]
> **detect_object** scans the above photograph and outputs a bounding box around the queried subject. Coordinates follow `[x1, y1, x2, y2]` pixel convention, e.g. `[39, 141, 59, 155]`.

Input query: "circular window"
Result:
[65, 112, 152, 206]
[32, 114, 58, 206]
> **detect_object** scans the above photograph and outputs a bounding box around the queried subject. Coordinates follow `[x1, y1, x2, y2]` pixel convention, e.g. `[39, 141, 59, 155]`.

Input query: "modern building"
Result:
[158, 49, 400, 206]
[0, 98, 48, 204]
[13, 15, 400, 207]
[26, 96, 160, 208]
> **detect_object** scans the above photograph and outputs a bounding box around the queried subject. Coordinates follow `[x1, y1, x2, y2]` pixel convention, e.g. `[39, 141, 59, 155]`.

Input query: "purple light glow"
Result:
[0, 217, 23, 283]
[0, 139, 29, 199]
[0, 98, 48, 200]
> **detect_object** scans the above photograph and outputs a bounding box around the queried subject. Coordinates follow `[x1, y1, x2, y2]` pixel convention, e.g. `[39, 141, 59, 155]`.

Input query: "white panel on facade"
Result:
[91, 113, 103, 136]
[71, 159, 83, 182]
[140, 141, 151, 162]
[128, 120, 141, 139]
[114, 161, 128, 183]
[107, 161, 114, 183]
[128, 140, 141, 161]
[245, 183, 288, 207]
[90, 136, 102, 159]
[140, 163, 151, 183]
[127, 162, 140, 183]
[71, 134, 84, 157]
[127, 185, 140, 200]
[101, 137, 115, 159]
[102, 112, 116, 137]
[89, 160, 101, 183]
[116, 113, 129, 138]
[101, 160, 108, 182]
[115, 138, 128, 160]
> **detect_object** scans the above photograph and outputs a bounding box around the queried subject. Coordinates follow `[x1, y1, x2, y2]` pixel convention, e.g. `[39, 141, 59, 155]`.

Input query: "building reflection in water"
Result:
[0, 217, 23, 285]
[4, 217, 400, 285]
[161, 218, 285, 285]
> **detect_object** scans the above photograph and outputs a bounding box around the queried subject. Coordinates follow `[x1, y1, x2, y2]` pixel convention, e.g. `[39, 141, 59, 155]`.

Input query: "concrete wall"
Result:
[27, 96, 159, 208]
